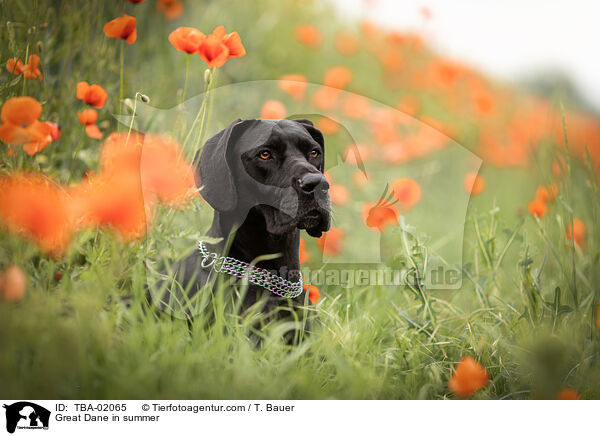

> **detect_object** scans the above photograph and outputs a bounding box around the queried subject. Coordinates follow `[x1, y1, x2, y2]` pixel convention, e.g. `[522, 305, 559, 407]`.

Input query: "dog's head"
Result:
[197, 118, 331, 237]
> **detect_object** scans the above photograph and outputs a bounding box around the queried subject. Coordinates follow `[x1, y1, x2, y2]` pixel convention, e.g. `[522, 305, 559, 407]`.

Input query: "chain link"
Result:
[197, 241, 304, 299]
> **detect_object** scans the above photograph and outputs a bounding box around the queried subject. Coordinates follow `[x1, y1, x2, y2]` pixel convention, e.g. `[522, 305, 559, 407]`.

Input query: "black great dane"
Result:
[153, 118, 331, 323]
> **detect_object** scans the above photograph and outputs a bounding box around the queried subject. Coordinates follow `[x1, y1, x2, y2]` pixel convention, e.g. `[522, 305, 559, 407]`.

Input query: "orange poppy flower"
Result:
[534, 184, 558, 203]
[23, 55, 43, 81]
[197, 34, 229, 68]
[448, 356, 489, 398]
[6, 58, 25, 75]
[329, 183, 349, 205]
[335, 31, 359, 56]
[196, 26, 246, 68]
[212, 25, 246, 58]
[311, 86, 340, 111]
[557, 388, 580, 400]
[323, 66, 353, 89]
[76, 81, 108, 108]
[316, 117, 340, 135]
[363, 201, 399, 231]
[0, 265, 27, 303]
[303, 283, 321, 304]
[85, 124, 103, 139]
[168, 27, 206, 54]
[100, 132, 198, 207]
[278, 74, 308, 100]
[317, 227, 344, 256]
[396, 95, 420, 116]
[0, 97, 52, 146]
[391, 178, 422, 210]
[23, 122, 56, 155]
[47, 121, 61, 141]
[299, 237, 311, 263]
[566, 217, 586, 249]
[294, 24, 322, 49]
[0, 172, 73, 256]
[139, 135, 199, 206]
[464, 172, 485, 196]
[69, 172, 148, 241]
[260, 100, 287, 119]
[527, 199, 547, 218]
[342, 94, 371, 119]
[78, 109, 98, 126]
[157, 0, 184, 20]
[104, 14, 137, 44]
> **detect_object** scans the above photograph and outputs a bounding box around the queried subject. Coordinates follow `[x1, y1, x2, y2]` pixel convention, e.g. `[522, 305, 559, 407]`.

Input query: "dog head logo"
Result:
[3, 402, 50, 433]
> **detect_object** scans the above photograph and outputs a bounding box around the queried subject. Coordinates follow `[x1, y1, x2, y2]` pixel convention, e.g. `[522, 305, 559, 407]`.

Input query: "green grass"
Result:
[1, 0, 599, 399]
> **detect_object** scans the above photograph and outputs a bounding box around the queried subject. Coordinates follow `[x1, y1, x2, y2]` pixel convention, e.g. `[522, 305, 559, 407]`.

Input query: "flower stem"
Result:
[182, 55, 191, 104]
[118, 40, 124, 132]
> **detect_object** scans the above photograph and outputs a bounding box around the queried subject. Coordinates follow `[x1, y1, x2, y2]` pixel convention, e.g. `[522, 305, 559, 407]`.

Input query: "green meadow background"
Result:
[1, 0, 599, 399]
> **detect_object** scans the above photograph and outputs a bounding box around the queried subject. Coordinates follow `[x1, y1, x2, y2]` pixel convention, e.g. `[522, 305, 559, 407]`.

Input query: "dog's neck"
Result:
[206, 207, 300, 279]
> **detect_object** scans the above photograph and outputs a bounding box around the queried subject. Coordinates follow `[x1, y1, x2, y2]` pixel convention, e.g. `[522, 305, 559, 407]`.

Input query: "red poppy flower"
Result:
[527, 198, 547, 218]
[316, 117, 340, 135]
[566, 217, 586, 249]
[76, 82, 108, 108]
[157, 0, 184, 20]
[212, 25, 246, 58]
[260, 100, 287, 119]
[104, 14, 137, 44]
[391, 178, 422, 210]
[342, 94, 371, 119]
[464, 172, 485, 196]
[323, 66, 353, 89]
[78, 109, 98, 126]
[329, 183, 349, 205]
[0, 265, 27, 303]
[294, 24, 322, 49]
[6, 58, 25, 75]
[362, 201, 399, 231]
[557, 388, 579, 400]
[299, 238, 310, 263]
[23, 55, 43, 81]
[0, 172, 73, 256]
[448, 356, 489, 398]
[317, 227, 344, 256]
[303, 283, 320, 304]
[278, 74, 308, 101]
[311, 86, 340, 111]
[69, 172, 148, 241]
[168, 27, 206, 54]
[85, 124, 103, 139]
[335, 31, 359, 56]
[139, 135, 199, 206]
[197, 34, 229, 68]
[0, 97, 52, 146]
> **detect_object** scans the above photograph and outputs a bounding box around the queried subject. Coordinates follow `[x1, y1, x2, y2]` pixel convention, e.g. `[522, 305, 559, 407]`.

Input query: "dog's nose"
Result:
[298, 173, 329, 194]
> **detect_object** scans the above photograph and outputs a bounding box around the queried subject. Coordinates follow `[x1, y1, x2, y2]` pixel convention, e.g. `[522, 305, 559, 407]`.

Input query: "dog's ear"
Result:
[293, 118, 325, 171]
[196, 118, 250, 212]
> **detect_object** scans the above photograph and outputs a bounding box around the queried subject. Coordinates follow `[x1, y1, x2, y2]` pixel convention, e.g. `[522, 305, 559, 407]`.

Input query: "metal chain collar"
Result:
[197, 241, 304, 299]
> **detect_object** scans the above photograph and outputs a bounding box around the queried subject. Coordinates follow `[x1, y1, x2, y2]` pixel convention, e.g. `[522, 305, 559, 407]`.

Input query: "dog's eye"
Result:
[310, 149, 320, 158]
[258, 150, 272, 160]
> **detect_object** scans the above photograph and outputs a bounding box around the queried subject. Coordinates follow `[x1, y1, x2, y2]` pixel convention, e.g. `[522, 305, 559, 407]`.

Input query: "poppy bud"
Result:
[204, 69, 211, 84]
[138, 93, 150, 103]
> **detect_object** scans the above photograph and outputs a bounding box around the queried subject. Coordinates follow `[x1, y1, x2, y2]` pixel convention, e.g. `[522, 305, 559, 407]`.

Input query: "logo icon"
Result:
[3, 402, 50, 434]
